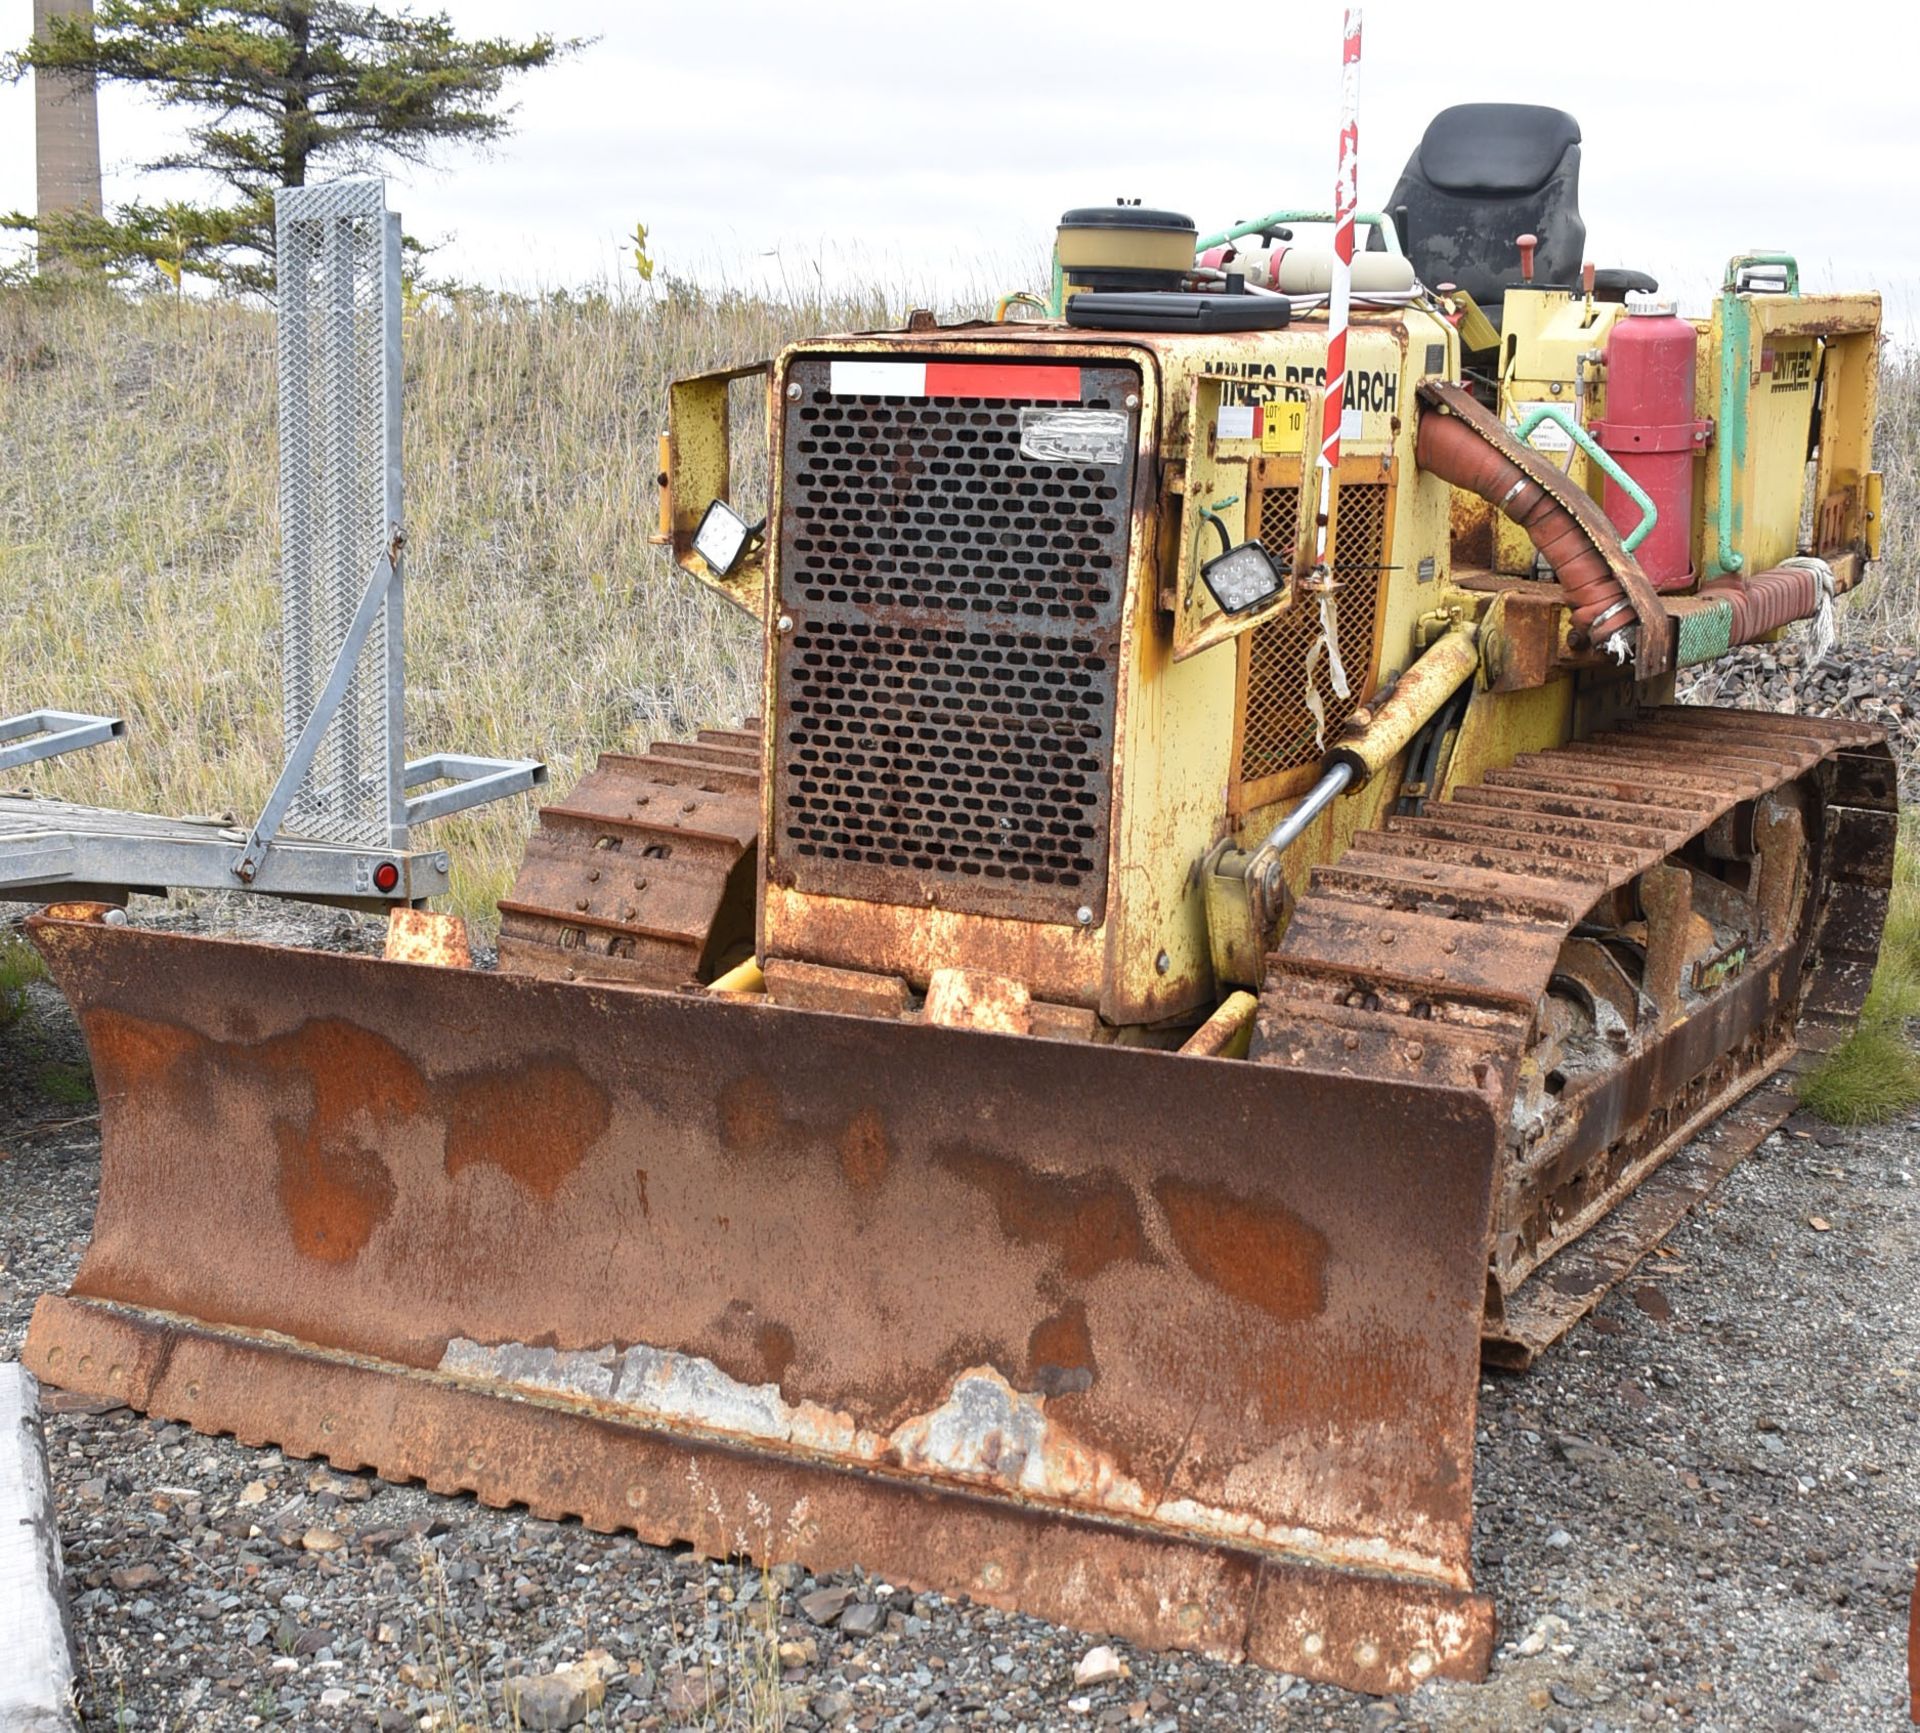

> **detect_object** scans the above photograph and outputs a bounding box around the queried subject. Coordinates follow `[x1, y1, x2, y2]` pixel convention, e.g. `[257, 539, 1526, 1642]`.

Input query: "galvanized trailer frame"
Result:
[1, 180, 541, 909]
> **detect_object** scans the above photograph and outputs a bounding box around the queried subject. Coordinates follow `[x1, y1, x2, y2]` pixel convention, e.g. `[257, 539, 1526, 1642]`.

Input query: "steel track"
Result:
[1252, 705, 1898, 1363]
[496, 725, 762, 987]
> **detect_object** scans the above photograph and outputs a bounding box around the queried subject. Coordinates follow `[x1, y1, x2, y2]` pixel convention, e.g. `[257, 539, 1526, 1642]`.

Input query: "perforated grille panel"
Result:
[772, 356, 1141, 923]
[275, 179, 399, 847]
[1240, 478, 1393, 790]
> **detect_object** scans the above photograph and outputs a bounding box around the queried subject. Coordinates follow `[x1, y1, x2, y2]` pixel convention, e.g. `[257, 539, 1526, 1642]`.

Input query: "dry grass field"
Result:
[0, 280, 912, 919]
[2, 284, 1916, 929]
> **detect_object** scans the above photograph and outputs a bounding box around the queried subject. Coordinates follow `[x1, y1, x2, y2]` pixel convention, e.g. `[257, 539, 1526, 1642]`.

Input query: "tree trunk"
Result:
[283, 2, 313, 188]
[32, 0, 103, 271]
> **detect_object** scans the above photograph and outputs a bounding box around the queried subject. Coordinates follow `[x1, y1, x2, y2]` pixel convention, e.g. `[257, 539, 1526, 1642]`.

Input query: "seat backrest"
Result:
[1388, 104, 1586, 310]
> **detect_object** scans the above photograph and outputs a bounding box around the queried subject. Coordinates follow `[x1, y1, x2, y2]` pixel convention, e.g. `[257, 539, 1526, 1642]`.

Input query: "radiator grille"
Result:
[1240, 478, 1393, 791]
[773, 357, 1139, 923]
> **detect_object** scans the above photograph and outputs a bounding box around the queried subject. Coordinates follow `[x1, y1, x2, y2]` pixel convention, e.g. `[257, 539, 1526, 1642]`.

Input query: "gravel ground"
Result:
[1676, 638, 1920, 798]
[5, 639, 1918, 1733]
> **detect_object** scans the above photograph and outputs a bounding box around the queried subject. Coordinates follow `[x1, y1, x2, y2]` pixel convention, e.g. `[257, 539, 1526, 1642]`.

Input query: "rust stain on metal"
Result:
[1154, 1176, 1328, 1324]
[934, 1144, 1148, 1281]
[384, 908, 472, 968]
[444, 1059, 611, 1199]
[1027, 1300, 1098, 1397]
[835, 1105, 892, 1191]
[924, 968, 1034, 1036]
[717, 1073, 788, 1157]
[757, 1322, 798, 1385]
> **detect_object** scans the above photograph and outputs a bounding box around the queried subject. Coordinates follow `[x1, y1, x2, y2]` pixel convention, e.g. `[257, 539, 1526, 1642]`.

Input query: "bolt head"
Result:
[1075, 905, 1094, 927]
[1155, 949, 1170, 974]
[787, 382, 802, 400]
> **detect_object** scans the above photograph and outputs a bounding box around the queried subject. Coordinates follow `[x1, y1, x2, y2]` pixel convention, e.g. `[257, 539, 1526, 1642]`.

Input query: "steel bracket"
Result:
[404, 754, 547, 826]
[0, 709, 125, 774]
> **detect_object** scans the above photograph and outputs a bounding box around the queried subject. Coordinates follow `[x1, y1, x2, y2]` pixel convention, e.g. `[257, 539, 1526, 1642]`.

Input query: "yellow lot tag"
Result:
[1261, 400, 1308, 453]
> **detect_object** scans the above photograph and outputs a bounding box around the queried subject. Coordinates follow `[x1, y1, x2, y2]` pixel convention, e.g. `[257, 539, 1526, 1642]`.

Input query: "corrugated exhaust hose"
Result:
[1413, 381, 1670, 676]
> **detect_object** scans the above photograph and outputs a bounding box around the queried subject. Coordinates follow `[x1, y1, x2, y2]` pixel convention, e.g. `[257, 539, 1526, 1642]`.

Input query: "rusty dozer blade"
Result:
[23, 910, 1499, 1694]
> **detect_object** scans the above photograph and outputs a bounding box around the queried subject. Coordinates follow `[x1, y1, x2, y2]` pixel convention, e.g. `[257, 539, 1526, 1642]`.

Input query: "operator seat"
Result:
[1388, 103, 1651, 321]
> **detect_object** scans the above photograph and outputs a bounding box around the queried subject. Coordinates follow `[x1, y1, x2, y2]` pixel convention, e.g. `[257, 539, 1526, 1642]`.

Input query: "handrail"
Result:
[1196, 210, 1405, 254]
[1510, 404, 1658, 554]
[1713, 252, 1800, 574]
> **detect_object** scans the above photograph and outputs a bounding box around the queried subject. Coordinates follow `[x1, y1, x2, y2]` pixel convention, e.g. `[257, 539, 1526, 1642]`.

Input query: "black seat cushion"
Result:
[1418, 105, 1582, 196]
[1389, 103, 1586, 315]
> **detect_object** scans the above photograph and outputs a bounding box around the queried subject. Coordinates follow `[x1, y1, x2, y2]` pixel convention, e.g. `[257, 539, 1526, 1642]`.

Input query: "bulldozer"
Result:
[20, 104, 1897, 1695]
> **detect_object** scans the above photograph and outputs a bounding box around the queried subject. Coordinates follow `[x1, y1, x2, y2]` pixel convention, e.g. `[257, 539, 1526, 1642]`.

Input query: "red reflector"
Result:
[922, 362, 1081, 401]
[373, 861, 400, 893]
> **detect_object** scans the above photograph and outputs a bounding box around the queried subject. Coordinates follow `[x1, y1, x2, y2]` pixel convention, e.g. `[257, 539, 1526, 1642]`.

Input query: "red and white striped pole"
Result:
[1306, 7, 1362, 714]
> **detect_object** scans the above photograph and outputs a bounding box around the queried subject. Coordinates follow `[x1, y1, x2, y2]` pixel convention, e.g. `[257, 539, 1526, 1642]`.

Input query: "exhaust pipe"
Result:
[1414, 381, 1667, 672]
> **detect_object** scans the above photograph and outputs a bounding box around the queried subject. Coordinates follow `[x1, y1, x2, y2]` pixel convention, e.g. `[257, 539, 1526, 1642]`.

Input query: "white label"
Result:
[1018, 408, 1129, 465]
[1215, 404, 1257, 441]
[1513, 403, 1574, 452]
[829, 361, 926, 396]
[1340, 406, 1365, 442]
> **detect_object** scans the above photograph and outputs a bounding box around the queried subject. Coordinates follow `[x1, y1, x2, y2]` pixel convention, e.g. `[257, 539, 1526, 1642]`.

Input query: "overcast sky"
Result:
[4, 0, 1918, 335]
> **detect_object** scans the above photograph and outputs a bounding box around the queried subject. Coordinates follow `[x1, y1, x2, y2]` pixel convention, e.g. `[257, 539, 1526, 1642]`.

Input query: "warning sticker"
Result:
[1261, 400, 1307, 453]
[1511, 403, 1574, 453]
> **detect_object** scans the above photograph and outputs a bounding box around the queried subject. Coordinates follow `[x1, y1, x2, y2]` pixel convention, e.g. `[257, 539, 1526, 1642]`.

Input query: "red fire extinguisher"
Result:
[1593, 305, 1712, 593]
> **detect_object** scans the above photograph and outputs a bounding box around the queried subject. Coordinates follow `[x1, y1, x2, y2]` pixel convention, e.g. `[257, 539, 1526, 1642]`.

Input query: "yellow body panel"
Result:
[1491, 288, 1624, 573]
[655, 260, 1881, 1033]
[747, 310, 1463, 1026]
[1700, 286, 1880, 579]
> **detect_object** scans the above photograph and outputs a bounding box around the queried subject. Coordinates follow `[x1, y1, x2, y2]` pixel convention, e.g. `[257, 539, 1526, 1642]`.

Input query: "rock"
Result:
[1544, 1528, 1573, 1548]
[1554, 1433, 1612, 1468]
[799, 1585, 855, 1626]
[1515, 1614, 1571, 1657]
[660, 1668, 725, 1722]
[810, 1689, 854, 1724]
[301, 1527, 344, 1552]
[777, 1637, 818, 1669]
[110, 1563, 162, 1592]
[1074, 1645, 1127, 1688]
[503, 1671, 593, 1731]
[318, 1687, 351, 1709]
[837, 1600, 885, 1639]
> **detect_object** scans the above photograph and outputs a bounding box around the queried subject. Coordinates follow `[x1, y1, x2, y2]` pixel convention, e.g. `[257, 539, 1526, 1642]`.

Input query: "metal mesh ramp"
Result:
[2, 178, 542, 908]
[276, 179, 399, 849]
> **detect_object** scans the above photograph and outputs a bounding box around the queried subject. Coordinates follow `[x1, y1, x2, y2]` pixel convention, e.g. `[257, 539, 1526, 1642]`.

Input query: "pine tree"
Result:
[4, 2, 574, 291]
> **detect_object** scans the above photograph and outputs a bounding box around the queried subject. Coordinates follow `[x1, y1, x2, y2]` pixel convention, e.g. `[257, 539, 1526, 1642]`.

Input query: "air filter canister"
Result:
[1056, 205, 1197, 291]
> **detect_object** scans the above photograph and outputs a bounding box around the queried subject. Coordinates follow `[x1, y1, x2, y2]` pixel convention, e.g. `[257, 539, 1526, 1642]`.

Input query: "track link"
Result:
[1250, 705, 1898, 1363]
[496, 723, 762, 989]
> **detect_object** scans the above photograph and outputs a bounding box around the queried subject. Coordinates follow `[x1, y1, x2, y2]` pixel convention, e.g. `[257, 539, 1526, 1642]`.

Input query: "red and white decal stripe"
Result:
[828, 361, 1082, 400]
[1318, 7, 1363, 499]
